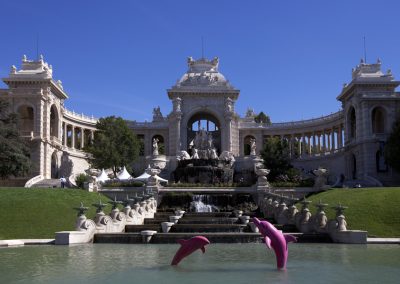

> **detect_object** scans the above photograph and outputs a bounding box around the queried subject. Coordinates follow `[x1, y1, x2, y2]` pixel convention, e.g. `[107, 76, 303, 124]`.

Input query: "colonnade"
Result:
[261, 123, 345, 159]
[62, 122, 95, 150]
[290, 124, 344, 158]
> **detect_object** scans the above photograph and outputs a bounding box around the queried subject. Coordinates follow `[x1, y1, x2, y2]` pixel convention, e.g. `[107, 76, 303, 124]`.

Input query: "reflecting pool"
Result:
[0, 244, 399, 284]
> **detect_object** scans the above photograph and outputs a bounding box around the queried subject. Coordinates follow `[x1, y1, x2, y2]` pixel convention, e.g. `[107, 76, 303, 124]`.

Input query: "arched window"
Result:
[244, 135, 255, 156]
[17, 105, 34, 135]
[372, 107, 385, 134]
[152, 134, 165, 155]
[348, 107, 356, 140]
[50, 105, 59, 138]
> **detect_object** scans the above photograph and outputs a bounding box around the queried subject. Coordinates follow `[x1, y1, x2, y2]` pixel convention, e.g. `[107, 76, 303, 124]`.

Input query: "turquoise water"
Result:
[0, 244, 399, 284]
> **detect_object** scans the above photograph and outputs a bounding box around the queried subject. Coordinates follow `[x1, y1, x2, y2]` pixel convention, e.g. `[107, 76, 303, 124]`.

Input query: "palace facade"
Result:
[1, 55, 399, 186]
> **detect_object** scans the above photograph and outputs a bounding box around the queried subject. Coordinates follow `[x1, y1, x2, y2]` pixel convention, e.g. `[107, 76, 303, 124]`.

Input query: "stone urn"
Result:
[254, 168, 270, 187]
[151, 155, 167, 170]
[145, 166, 161, 185]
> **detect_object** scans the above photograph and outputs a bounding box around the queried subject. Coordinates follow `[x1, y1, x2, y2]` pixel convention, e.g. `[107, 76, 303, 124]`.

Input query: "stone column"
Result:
[63, 123, 67, 147]
[81, 128, 85, 149]
[225, 118, 233, 152]
[331, 128, 335, 152]
[338, 125, 342, 148]
[72, 126, 75, 149]
[91, 130, 94, 144]
[301, 134, 306, 157]
[322, 131, 326, 153]
[176, 116, 182, 154]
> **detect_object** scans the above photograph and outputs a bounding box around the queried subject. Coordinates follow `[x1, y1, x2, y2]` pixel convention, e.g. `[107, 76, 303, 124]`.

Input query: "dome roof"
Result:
[172, 57, 235, 90]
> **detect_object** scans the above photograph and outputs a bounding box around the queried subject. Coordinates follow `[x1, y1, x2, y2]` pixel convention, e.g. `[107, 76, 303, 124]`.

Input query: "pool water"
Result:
[0, 243, 399, 284]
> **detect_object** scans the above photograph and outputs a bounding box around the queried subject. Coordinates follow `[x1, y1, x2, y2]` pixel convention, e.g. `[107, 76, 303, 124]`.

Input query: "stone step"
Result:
[144, 218, 170, 224]
[183, 212, 233, 218]
[154, 212, 175, 218]
[169, 224, 249, 233]
[177, 217, 239, 224]
[125, 224, 161, 233]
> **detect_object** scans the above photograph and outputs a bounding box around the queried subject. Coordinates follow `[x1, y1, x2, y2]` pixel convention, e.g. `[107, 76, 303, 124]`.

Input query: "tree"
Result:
[385, 115, 400, 172]
[85, 116, 139, 177]
[254, 111, 271, 125]
[0, 99, 31, 179]
[260, 137, 291, 181]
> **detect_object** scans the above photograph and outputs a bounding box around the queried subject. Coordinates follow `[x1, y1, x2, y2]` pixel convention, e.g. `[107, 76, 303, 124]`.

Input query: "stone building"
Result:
[1, 55, 399, 186]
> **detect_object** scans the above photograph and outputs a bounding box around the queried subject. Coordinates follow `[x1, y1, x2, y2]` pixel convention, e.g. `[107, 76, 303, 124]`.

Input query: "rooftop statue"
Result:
[152, 106, 163, 121]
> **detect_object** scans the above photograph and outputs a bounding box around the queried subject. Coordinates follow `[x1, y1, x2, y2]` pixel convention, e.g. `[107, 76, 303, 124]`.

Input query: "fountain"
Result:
[190, 195, 218, 212]
[173, 129, 234, 184]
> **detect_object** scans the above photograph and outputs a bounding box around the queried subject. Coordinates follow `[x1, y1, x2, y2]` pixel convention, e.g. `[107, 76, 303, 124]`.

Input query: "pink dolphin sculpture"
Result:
[171, 236, 210, 265]
[253, 217, 297, 269]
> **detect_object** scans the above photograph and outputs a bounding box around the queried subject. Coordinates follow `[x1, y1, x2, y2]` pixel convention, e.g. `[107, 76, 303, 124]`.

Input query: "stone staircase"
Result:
[33, 179, 61, 188]
[94, 211, 332, 244]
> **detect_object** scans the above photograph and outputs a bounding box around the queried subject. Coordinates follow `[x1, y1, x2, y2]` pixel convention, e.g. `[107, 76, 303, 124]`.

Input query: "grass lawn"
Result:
[0, 188, 115, 239]
[302, 188, 400, 237]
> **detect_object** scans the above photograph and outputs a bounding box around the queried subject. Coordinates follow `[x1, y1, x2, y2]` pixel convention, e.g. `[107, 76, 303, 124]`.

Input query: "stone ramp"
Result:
[33, 179, 61, 188]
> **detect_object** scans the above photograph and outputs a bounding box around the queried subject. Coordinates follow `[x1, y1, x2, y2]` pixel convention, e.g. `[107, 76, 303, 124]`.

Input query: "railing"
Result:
[240, 110, 344, 129]
[293, 147, 345, 161]
[63, 108, 97, 123]
[128, 120, 169, 128]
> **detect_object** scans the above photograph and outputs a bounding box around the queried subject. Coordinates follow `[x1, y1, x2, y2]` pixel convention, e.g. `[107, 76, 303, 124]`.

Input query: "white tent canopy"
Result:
[132, 172, 150, 182]
[117, 166, 132, 180]
[132, 171, 168, 184]
[97, 169, 110, 183]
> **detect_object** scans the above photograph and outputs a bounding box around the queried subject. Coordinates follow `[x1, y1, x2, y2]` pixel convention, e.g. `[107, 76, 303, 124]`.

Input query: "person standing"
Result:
[60, 176, 66, 188]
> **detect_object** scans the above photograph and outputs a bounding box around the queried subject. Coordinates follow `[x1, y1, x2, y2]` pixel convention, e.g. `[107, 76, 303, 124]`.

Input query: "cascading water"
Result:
[190, 195, 218, 212]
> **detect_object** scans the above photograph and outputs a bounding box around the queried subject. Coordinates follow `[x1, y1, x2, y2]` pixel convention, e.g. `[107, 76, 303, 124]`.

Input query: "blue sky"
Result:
[1, 0, 399, 122]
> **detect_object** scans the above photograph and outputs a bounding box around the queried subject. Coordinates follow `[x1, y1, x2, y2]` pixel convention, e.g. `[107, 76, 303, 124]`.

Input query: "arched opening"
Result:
[348, 107, 356, 140]
[372, 107, 385, 134]
[75, 128, 82, 149]
[83, 129, 92, 148]
[244, 135, 256, 156]
[152, 134, 165, 155]
[50, 105, 59, 138]
[187, 112, 221, 156]
[137, 135, 145, 156]
[376, 142, 388, 172]
[351, 154, 357, 179]
[17, 105, 34, 136]
[66, 125, 73, 147]
[51, 151, 59, 179]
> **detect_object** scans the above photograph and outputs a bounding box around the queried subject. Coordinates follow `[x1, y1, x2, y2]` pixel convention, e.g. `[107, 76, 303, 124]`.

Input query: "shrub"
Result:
[75, 173, 90, 189]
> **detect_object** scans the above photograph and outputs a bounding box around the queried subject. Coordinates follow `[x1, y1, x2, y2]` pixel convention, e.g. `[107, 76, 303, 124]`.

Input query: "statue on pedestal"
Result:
[152, 138, 159, 156]
[250, 138, 256, 156]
